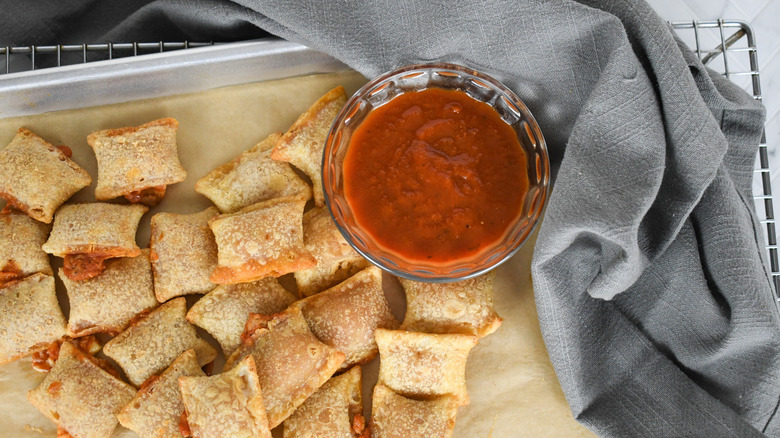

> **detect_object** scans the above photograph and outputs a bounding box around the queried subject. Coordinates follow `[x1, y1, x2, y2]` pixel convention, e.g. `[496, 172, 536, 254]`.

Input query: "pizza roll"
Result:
[87, 118, 187, 206]
[0, 128, 91, 223]
[225, 307, 345, 428]
[186, 277, 297, 355]
[370, 384, 458, 438]
[375, 329, 477, 406]
[0, 209, 52, 286]
[271, 86, 347, 206]
[399, 272, 502, 338]
[60, 249, 158, 337]
[150, 207, 219, 302]
[194, 132, 312, 213]
[42, 203, 147, 281]
[178, 355, 272, 438]
[0, 273, 66, 364]
[103, 297, 217, 386]
[295, 206, 370, 297]
[209, 196, 316, 284]
[283, 365, 365, 438]
[295, 266, 399, 370]
[117, 349, 205, 438]
[27, 341, 136, 438]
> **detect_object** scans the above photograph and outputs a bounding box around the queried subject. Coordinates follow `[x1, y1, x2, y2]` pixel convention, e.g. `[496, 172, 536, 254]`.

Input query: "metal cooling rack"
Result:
[0, 21, 777, 305]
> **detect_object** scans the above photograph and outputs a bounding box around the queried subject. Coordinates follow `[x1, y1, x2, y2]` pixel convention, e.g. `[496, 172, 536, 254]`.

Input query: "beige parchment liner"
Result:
[0, 70, 594, 437]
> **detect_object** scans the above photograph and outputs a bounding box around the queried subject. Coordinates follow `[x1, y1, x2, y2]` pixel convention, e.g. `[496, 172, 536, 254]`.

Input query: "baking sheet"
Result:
[0, 70, 593, 437]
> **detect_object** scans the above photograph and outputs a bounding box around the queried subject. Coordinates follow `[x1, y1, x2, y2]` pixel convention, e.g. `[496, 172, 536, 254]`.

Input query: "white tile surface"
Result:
[647, 0, 780, 257]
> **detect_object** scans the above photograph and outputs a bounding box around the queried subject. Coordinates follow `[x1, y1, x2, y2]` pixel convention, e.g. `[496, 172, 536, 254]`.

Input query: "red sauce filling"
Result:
[343, 88, 528, 264]
[62, 253, 110, 281]
[125, 185, 167, 207]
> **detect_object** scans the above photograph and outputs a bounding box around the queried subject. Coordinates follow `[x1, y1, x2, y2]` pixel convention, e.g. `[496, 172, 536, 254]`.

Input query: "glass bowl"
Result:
[322, 63, 549, 282]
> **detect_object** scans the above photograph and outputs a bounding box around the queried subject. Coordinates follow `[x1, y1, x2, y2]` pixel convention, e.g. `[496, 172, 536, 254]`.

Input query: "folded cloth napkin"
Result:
[4, 0, 780, 436]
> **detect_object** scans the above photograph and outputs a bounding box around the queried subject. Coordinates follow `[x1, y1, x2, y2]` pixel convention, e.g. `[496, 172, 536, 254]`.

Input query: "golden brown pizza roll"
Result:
[209, 196, 316, 284]
[60, 249, 158, 337]
[294, 266, 399, 370]
[186, 277, 297, 355]
[117, 349, 205, 438]
[179, 355, 272, 438]
[27, 341, 136, 438]
[0, 209, 52, 286]
[399, 272, 502, 338]
[295, 206, 370, 297]
[194, 132, 312, 213]
[0, 273, 66, 364]
[150, 207, 219, 302]
[87, 118, 187, 206]
[370, 384, 458, 438]
[42, 202, 148, 281]
[225, 307, 345, 428]
[0, 128, 91, 223]
[103, 297, 217, 386]
[283, 365, 365, 438]
[271, 86, 347, 206]
[375, 329, 477, 406]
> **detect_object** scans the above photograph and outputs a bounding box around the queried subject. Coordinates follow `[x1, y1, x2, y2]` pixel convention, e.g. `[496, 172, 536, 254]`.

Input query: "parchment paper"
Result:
[0, 71, 594, 437]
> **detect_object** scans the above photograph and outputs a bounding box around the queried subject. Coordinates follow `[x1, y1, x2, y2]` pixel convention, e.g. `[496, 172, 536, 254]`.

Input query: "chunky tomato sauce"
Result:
[343, 88, 528, 263]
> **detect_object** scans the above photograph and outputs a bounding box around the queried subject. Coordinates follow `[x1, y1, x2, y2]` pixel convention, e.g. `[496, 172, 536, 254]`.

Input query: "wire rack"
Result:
[0, 21, 777, 306]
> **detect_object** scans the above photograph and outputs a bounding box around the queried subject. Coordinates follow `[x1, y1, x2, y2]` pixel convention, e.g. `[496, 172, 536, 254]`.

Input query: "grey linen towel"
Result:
[4, 0, 779, 436]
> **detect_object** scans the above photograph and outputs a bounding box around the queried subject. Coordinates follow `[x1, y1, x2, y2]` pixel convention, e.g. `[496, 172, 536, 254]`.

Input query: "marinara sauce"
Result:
[343, 87, 528, 264]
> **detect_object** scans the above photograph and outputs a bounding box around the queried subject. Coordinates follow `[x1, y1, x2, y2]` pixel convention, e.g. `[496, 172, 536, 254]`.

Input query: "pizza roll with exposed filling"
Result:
[0, 128, 91, 223]
[0, 273, 66, 364]
[295, 206, 370, 297]
[283, 365, 365, 438]
[60, 249, 158, 337]
[375, 329, 477, 406]
[399, 272, 502, 338]
[27, 341, 136, 438]
[294, 266, 399, 370]
[186, 278, 296, 355]
[225, 307, 345, 428]
[150, 207, 219, 302]
[209, 196, 316, 284]
[194, 132, 312, 213]
[370, 384, 458, 438]
[0, 208, 52, 286]
[271, 86, 347, 206]
[179, 355, 272, 438]
[117, 349, 205, 438]
[103, 297, 217, 386]
[42, 203, 147, 281]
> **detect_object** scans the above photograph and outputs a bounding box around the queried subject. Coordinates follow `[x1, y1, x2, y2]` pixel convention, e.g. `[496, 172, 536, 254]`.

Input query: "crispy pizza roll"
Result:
[117, 349, 206, 438]
[27, 341, 136, 438]
[179, 355, 272, 438]
[295, 206, 370, 297]
[103, 297, 217, 386]
[194, 132, 312, 213]
[60, 249, 158, 337]
[150, 207, 220, 302]
[186, 278, 297, 355]
[0, 273, 66, 364]
[209, 196, 316, 284]
[271, 86, 347, 206]
[0, 128, 91, 223]
[370, 384, 458, 438]
[283, 365, 365, 438]
[399, 272, 502, 338]
[87, 118, 187, 206]
[225, 307, 345, 428]
[294, 266, 399, 370]
[0, 209, 52, 286]
[42, 202, 148, 280]
[375, 329, 477, 406]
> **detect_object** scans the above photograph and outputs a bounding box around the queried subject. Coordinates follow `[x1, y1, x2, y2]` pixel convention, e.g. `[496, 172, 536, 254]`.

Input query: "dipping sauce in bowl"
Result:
[324, 63, 549, 282]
